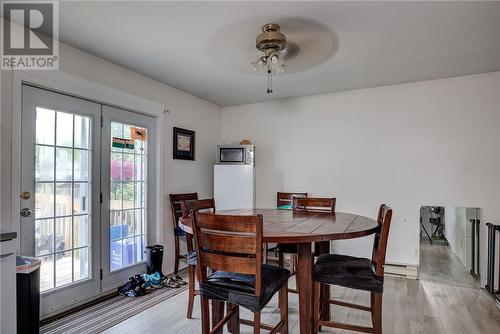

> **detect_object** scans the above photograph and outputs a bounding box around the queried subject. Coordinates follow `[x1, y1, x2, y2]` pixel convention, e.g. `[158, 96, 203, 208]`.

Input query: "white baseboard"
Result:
[384, 262, 418, 279]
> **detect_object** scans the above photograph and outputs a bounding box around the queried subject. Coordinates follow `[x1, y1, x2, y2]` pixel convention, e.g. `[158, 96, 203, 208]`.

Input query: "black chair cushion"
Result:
[314, 254, 384, 293]
[200, 264, 290, 312]
[187, 250, 197, 266]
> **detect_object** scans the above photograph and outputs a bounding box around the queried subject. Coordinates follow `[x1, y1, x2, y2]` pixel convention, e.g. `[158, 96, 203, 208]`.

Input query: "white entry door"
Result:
[21, 85, 101, 315]
[100, 105, 155, 290]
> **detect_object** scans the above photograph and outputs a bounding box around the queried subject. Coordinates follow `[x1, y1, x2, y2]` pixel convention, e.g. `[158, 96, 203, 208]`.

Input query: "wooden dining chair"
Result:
[191, 212, 290, 334]
[275, 192, 308, 293]
[169, 192, 198, 274]
[180, 198, 216, 319]
[279, 196, 336, 294]
[277, 191, 308, 209]
[292, 197, 336, 213]
[312, 204, 393, 334]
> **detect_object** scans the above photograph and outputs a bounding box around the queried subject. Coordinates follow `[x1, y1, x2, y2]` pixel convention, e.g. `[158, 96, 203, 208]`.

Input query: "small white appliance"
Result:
[216, 144, 255, 165]
[214, 154, 255, 210]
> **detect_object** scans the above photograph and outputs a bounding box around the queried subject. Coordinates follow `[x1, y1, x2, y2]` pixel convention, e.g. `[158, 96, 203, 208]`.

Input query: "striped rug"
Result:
[40, 285, 188, 334]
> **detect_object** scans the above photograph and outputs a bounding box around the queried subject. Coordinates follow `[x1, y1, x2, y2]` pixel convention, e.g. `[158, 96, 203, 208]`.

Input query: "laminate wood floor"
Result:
[103, 244, 500, 334]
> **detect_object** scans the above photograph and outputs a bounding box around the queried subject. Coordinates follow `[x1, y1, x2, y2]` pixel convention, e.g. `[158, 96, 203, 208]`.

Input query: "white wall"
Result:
[444, 207, 468, 267]
[221, 72, 500, 283]
[1, 42, 221, 274]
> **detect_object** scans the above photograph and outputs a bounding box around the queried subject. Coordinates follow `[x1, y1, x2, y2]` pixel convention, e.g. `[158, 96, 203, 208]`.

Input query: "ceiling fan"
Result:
[252, 23, 291, 93]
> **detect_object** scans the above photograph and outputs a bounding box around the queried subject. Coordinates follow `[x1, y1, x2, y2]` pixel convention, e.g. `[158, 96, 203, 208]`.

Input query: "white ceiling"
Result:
[58, 1, 500, 107]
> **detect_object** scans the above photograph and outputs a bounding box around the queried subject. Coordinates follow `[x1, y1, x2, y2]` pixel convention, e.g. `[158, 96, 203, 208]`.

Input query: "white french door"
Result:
[21, 85, 101, 315]
[21, 85, 156, 316]
[100, 105, 154, 290]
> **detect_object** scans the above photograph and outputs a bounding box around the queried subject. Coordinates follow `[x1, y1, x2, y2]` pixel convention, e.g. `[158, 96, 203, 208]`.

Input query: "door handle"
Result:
[20, 208, 32, 217]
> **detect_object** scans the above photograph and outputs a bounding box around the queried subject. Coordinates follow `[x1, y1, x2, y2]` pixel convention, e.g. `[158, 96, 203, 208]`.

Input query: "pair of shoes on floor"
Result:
[163, 275, 187, 288]
[142, 272, 163, 289]
[118, 275, 147, 297]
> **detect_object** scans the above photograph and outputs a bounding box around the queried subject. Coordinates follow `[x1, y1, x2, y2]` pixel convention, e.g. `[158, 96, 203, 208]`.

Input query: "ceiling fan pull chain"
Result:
[267, 68, 273, 93]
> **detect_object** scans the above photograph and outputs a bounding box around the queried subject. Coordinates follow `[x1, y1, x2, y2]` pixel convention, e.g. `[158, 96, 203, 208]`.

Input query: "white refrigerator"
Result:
[214, 164, 255, 210]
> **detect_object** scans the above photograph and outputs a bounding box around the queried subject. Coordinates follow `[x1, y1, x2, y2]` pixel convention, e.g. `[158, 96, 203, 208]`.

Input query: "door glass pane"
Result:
[74, 115, 90, 149]
[36, 108, 55, 145]
[110, 153, 122, 180]
[35, 183, 54, 219]
[56, 112, 73, 147]
[55, 250, 73, 287]
[110, 182, 122, 211]
[39, 255, 54, 292]
[109, 121, 147, 271]
[35, 146, 55, 181]
[55, 183, 72, 216]
[55, 148, 73, 181]
[74, 149, 89, 181]
[74, 247, 89, 281]
[73, 183, 89, 214]
[122, 182, 134, 210]
[122, 237, 135, 267]
[34, 107, 92, 292]
[123, 154, 134, 181]
[55, 217, 72, 251]
[74, 215, 89, 248]
[35, 219, 54, 256]
[110, 211, 123, 240]
[123, 210, 134, 238]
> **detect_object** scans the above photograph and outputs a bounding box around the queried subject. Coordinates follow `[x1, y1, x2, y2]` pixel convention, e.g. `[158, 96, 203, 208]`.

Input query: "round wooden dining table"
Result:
[180, 208, 379, 334]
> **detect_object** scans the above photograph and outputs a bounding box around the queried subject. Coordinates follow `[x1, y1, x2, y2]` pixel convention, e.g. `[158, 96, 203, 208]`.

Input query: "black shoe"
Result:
[118, 277, 139, 296]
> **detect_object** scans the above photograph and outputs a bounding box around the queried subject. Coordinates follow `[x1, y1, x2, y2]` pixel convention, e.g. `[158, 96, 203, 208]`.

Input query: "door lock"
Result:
[20, 191, 31, 200]
[20, 208, 32, 217]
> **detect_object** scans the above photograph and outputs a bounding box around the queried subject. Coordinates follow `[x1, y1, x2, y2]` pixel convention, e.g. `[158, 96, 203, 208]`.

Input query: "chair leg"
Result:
[228, 303, 240, 334]
[211, 300, 224, 334]
[312, 282, 321, 334]
[278, 251, 284, 267]
[253, 312, 261, 334]
[293, 255, 299, 289]
[264, 243, 268, 264]
[371, 291, 383, 334]
[186, 265, 196, 319]
[174, 235, 180, 274]
[200, 297, 210, 334]
[279, 286, 288, 334]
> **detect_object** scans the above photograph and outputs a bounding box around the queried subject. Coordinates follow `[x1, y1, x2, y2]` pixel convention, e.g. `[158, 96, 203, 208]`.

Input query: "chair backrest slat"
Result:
[181, 198, 216, 217]
[192, 212, 264, 296]
[277, 192, 308, 207]
[371, 204, 393, 276]
[197, 232, 257, 254]
[169, 193, 198, 228]
[200, 253, 259, 276]
[293, 197, 336, 213]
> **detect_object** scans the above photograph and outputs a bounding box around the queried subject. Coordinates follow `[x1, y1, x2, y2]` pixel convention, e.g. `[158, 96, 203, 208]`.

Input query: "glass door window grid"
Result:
[34, 107, 91, 292]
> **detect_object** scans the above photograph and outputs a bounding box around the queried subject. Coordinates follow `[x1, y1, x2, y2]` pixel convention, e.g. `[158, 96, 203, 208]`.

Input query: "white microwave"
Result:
[217, 145, 255, 165]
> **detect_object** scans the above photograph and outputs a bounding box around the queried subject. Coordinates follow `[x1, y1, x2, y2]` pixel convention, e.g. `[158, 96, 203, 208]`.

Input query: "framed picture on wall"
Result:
[173, 127, 195, 160]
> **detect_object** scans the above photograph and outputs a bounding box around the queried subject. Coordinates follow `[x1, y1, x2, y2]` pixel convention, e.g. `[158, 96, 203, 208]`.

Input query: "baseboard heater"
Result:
[384, 262, 418, 279]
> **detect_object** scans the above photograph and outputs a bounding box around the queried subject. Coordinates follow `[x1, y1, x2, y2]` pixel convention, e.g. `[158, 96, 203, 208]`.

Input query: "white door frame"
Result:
[10, 70, 165, 316]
